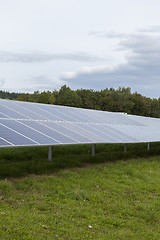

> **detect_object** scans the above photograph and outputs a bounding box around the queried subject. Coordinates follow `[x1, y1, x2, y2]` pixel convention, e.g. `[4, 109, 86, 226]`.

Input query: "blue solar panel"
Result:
[0, 138, 12, 146]
[0, 123, 36, 146]
[39, 121, 93, 143]
[0, 98, 160, 148]
[0, 112, 9, 118]
[0, 119, 60, 145]
[0, 105, 29, 120]
[19, 120, 78, 144]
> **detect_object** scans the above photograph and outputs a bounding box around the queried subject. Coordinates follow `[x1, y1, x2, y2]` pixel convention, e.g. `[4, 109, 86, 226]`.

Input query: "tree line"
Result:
[0, 90, 21, 100]
[1, 85, 160, 118]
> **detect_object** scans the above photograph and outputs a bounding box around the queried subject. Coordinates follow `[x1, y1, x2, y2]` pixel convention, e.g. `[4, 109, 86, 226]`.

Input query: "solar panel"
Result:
[0, 98, 160, 148]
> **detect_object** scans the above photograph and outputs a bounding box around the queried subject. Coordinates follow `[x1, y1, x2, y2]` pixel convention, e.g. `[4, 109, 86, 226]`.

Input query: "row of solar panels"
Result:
[0, 99, 160, 148]
[0, 99, 145, 125]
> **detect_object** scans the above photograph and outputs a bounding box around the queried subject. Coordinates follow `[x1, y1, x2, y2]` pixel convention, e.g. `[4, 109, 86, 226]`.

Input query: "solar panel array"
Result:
[0, 98, 160, 148]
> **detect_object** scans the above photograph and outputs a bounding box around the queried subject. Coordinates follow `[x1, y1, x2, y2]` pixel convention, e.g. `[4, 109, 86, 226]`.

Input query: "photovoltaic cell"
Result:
[0, 119, 59, 145]
[0, 112, 9, 118]
[0, 104, 30, 119]
[0, 138, 12, 146]
[19, 120, 77, 144]
[44, 122, 93, 143]
[0, 98, 160, 148]
[0, 123, 36, 146]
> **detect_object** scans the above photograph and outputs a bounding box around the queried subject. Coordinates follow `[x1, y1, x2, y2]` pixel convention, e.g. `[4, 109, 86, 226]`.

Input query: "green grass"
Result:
[1, 143, 160, 239]
[0, 142, 160, 179]
[1, 157, 160, 239]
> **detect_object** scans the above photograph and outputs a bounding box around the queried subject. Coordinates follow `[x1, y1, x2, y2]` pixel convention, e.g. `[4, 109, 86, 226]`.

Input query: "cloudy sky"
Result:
[1, 0, 160, 97]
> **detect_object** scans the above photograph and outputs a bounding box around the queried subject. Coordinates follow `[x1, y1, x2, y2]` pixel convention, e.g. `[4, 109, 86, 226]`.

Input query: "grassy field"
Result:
[0, 142, 160, 179]
[0, 143, 160, 239]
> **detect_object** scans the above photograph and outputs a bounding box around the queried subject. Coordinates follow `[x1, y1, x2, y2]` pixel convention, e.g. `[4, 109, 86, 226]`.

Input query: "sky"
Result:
[1, 0, 160, 98]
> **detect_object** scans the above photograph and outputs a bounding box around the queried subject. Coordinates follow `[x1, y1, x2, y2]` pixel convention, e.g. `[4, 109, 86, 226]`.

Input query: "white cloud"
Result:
[61, 65, 116, 79]
[62, 29, 160, 97]
[0, 78, 5, 87]
[137, 25, 160, 33]
[0, 51, 102, 63]
[89, 31, 128, 39]
[29, 75, 65, 92]
[1, 1, 160, 97]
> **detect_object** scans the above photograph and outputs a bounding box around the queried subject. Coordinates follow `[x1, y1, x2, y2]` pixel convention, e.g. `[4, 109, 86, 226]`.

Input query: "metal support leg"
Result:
[48, 146, 53, 161]
[124, 144, 127, 153]
[147, 142, 150, 152]
[92, 144, 95, 156]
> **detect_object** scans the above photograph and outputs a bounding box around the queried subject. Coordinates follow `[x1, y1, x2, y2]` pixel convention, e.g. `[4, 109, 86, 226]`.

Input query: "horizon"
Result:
[1, 85, 159, 100]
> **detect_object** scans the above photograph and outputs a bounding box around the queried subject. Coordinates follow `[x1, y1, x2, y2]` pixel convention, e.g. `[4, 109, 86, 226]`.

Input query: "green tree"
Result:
[117, 87, 134, 113]
[56, 85, 81, 107]
[76, 89, 101, 109]
[37, 91, 52, 104]
[131, 93, 151, 116]
[150, 98, 160, 118]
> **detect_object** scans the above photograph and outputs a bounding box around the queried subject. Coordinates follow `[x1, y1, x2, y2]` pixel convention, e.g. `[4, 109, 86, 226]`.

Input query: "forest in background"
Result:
[1, 85, 160, 118]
